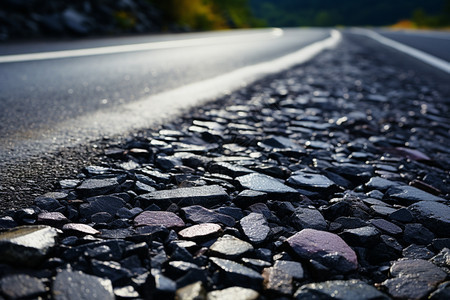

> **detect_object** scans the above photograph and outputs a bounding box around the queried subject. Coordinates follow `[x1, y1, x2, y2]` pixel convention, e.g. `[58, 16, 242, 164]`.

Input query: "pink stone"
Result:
[178, 223, 222, 240]
[62, 223, 100, 235]
[134, 211, 185, 228]
[286, 229, 358, 273]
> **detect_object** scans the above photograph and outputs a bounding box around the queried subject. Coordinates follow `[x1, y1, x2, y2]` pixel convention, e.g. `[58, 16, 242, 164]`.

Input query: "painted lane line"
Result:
[0, 28, 284, 64]
[1, 30, 341, 162]
[354, 28, 450, 74]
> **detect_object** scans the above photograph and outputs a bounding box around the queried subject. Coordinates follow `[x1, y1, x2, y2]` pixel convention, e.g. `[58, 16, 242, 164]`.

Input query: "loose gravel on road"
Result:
[1, 33, 449, 299]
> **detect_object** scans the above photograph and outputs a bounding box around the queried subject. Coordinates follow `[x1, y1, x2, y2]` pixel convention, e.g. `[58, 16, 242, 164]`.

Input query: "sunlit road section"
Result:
[0, 28, 338, 161]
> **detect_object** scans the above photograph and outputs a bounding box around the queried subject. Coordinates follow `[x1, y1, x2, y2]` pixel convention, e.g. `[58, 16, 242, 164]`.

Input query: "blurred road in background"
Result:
[377, 29, 450, 62]
[0, 28, 332, 161]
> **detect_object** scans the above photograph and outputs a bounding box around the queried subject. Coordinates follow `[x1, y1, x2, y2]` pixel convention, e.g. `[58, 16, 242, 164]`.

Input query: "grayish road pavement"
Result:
[377, 29, 450, 62]
[0, 28, 334, 162]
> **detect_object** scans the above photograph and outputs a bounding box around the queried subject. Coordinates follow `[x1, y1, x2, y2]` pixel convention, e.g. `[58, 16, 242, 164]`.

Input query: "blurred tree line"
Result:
[147, 0, 264, 31]
[412, 0, 450, 27]
[249, 0, 448, 27]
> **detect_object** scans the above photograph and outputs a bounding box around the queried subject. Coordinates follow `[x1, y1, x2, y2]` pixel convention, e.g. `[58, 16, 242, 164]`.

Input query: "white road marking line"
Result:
[354, 28, 450, 74]
[0, 28, 284, 64]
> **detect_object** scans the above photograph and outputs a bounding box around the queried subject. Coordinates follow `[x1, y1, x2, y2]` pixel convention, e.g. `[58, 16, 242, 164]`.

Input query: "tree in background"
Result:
[147, 0, 261, 31]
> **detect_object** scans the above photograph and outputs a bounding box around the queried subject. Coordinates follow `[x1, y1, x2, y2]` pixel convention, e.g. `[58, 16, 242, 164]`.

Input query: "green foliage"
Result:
[249, 0, 447, 27]
[412, 0, 450, 27]
[147, 0, 262, 31]
[114, 11, 136, 30]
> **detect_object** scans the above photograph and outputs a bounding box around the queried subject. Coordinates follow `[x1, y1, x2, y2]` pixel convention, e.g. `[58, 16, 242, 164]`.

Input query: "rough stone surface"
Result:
[382, 259, 447, 300]
[295, 280, 390, 300]
[0, 225, 58, 266]
[210, 234, 253, 259]
[236, 173, 298, 198]
[53, 269, 114, 300]
[0, 274, 46, 299]
[137, 185, 229, 209]
[178, 223, 222, 241]
[207, 287, 259, 300]
[286, 229, 358, 273]
[240, 213, 270, 244]
[210, 257, 264, 289]
[134, 211, 185, 228]
[408, 201, 450, 236]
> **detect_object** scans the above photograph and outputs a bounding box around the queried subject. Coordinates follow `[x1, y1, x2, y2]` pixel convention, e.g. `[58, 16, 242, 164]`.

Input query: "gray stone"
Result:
[0, 225, 58, 267]
[210, 234, 253, 259]
[340, 226, 380, 246]
[430, 248, 450, 269]
[429, 281, 450, 300]
[286, 229, 358, 273]
[137, 185, 229, 209]
[134, 211, 185, 228]
[387, 185, 445, 204]
[234, 190, 268, 208]
[295, 279, 389, 300]
[408, 201, 450, 236]
[291, 207, 327, 231]
[0, 274, 46, 299]
[207, 287, 259, 300]
[34, 196, 64, 211]
[209, 162, 254, 178]
[403, 223, 435, 245]
[370, 218, 402, 235]
[403, 244, 434, 259]
[273, 260, 305, 280]
[182, 205, 235, 227]
[79, 195, 125, 220]
[383, 259, 447, 299]
[240, 213, 270, 244]
[236, 173, 298, 199]
[365, 176, 400, 191]
[287, 173, 336, 190]
[209, 257, 263, 289]
[53, 269, 114, 300]
[76, 178, 119, 197]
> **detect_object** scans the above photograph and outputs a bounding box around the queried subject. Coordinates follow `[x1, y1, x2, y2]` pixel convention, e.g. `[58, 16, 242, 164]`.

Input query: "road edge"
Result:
[352, 28, 450, 74]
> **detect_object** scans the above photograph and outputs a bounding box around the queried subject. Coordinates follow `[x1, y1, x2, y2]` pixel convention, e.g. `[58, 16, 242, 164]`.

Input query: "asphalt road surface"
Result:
[0, 28, 333, 162]
[377, 29, 450, 62]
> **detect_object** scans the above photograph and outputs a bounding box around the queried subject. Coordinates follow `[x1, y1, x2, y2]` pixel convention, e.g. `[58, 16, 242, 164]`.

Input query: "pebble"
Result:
[209, 257, 264, 289]
[206, 287, 259, 300]
[295, 279, 390, 300]
[0, 274, 46, 299]
[236, 173, 298, 199]
[178, 223, 222, 241]
[240, 213, 270, 244]
[0, 225, 58, 267]
[76, 178, 119, 197]
[209, 234, 253, 259]
[53, 269, 114, 300]
[134, 211, 185, 228]
[286, 229, 358, 273]
[136, 185, 229, 209]
[382, 259, 447, 300]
